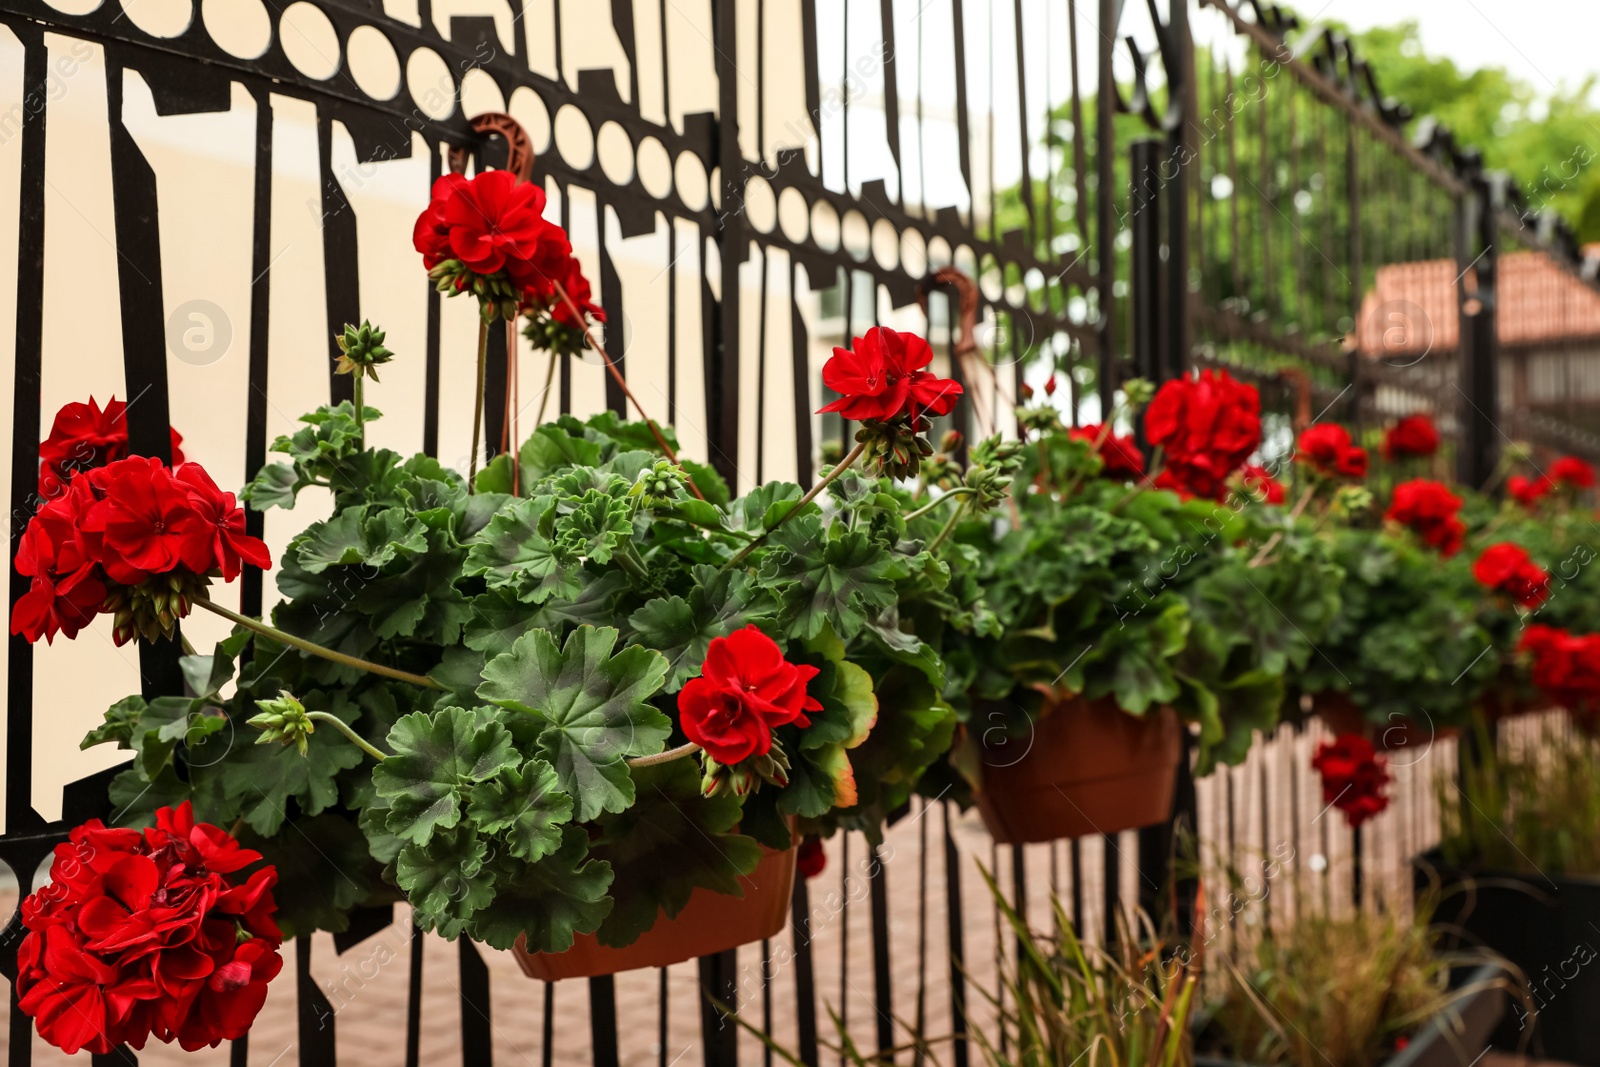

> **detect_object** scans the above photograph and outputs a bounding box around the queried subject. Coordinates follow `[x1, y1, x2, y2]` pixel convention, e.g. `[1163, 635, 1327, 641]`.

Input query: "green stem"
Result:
[927, 497, 970, 553]
[722, 440, 867, 571]
[626, 741, 701, 768]
[353, 374, 365, 450]
[904, 487, 977, 523]
[468, 317, 489, 494]
[193, 598, 446, 691]
[615, 544, 651, 583]
[306, 711, 388, 763]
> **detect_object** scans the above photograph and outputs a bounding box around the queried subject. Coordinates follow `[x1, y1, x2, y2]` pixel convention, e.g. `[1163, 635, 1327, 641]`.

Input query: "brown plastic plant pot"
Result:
[973, 696, 1182, 845]
[1314, 692, 1458, 753]
[513, 837, 797, 981]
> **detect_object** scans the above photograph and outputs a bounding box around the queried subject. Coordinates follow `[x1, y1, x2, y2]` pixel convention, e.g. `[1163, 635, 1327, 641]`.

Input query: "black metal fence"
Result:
[0, 0, 1596, 1063]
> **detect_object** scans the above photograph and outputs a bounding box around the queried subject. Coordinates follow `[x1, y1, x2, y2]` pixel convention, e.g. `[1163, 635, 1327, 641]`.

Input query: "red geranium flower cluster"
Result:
[817, 327, 963, 424]
[1144, 370, 1261, 501]
[413, 170, 602, 330]
[1551, 456, 1596, 489]
[38, 396, 184, 500]
[1070, 423, 1145, 480]
[1296, 423, 1368, 479]
[1508, 474, 1549, 508]
[1381, 414, 1439, 461]
[17, 802, 282, 1055]
[1473, 542, 1550, 609]
[1520, 625, 1600, 716]
[1507, 456, 1596, 509]
[12, 456, 269, 645]
[1385, 479, 1465, 557]
[1311, 733, 1391, 828]
[678, 625, 822, 767]
[1239, 463, 1285, 505]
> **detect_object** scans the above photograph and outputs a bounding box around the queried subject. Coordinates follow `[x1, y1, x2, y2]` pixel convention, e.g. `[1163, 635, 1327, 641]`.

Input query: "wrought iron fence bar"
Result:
[790, 874, 820, 1066]
[297, 936, 337, 1067]
[459, 940, 493, 1066]
[406, 927, 424, 1067]
[942, 803, 969, 1067]
[4, 19, 47, 847]
[1199, 0, 1468, 198]
[239, 83, 272, 620]
[699, 948, 740, 1067]
[869, 846, 894, 1056]
[589, 975, 621, 1067]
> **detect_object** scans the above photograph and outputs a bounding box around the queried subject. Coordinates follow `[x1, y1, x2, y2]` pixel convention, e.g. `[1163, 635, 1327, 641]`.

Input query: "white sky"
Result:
[1293, 0, 1600, 103]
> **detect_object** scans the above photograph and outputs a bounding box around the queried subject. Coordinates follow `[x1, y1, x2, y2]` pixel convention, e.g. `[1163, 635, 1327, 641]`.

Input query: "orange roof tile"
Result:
[1354, 252, 1600, 358]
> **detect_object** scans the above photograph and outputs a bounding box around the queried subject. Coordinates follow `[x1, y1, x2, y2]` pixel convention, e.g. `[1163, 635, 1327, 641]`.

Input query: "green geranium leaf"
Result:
[81, 695, 148, 751]
[467, 758, 573, 862]
[627, 566, 774, 689]
[295, 506, 428, 573]
[590, 758, 762, 947]
[468, 828, 614, 952]
[476, 626, 671, 821]
[525, 572, 630, 633]
[463, 496, 582, 604]
[373, 707, 519, 846]
[253, 812, 385, 939]
[352, 527, 474, 643]
[397, 825, 495, 931]
[212, 695, 367, 836]
[554, 490, 633, 563]
[242, 462, 302, 510]
[679, 460, 730, 506]
[763, 516, 901, 641]
[522, 424, 604, 475]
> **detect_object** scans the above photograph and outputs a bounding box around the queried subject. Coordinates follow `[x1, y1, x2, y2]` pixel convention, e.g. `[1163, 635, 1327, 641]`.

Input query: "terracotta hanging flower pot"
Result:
[514, 834, 797, 981]
[1314, 691, 1457, 753]
[972, 696, 1181, 845]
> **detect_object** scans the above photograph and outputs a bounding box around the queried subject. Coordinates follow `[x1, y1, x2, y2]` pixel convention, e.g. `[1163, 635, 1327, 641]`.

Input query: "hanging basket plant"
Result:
[6, 129, 1000, 1049]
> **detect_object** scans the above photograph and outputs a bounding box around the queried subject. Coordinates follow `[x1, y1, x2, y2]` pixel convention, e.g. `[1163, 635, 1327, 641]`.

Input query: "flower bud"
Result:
[248, 694, 314, 757]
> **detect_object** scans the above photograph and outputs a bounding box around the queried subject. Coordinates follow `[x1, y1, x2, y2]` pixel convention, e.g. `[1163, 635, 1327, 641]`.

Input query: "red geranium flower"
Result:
[1508, 474, 1550, 509]
[1386, 479, 1465, 557]
[11, 456, 269, 646]
[173, 463, 273, 581]
[1144, 370, 1261, 501]
[81, 456, 214, 584]
[545, 254, 606, 328]
[1520, 625, 1600, 716]
[678, 626, 822, 766]
[1311, 733, 1390, 828]
[16, 802, 282, 1055]
[38, 396, 184, 500]
[1295, 423, 1366, 479]
[1240, 463, 1285, 505]
[1335, 444, 1369, 478]
[797, 836, 827, 880]
[1473, 542, 1550, 609]
[817, 327, 963, 423]
[1550, 455, 1596, 490]
[414, 170, 554, 278]
[1296, 424, 1350, 471]
[1382, 415, 1439, 460]
[1071, 424, 1145, 480]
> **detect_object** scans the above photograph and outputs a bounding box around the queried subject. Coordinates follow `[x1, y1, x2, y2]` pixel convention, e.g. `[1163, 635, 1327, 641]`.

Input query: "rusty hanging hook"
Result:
[447, 112, 536, 182]
[915, 266, 981, 357]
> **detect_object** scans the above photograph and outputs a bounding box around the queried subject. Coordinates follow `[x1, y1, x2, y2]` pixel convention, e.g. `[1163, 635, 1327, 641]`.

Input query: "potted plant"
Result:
[1195, 896, 1512, 1067]
[1423, 720, 1600, 1064]
[1271, 416, 1499, 748]
[4, 164, 984, 1051]
[937, 370, 1339, 843]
